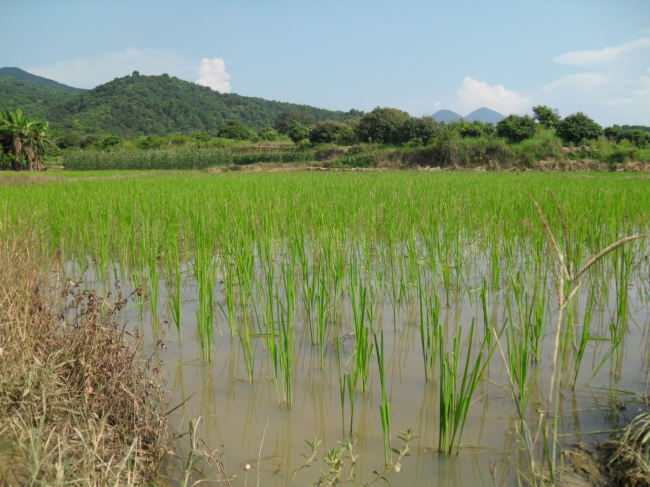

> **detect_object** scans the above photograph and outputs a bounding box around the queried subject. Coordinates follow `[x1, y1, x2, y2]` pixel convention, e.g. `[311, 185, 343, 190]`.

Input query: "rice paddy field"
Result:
[1, 170, 649, 486]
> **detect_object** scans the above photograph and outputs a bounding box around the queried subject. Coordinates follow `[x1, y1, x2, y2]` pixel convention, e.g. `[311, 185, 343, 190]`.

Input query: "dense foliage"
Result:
[0, 77, 76, 120]
[496, 115, 537, 142]
[556, 113, 602, 144]
[309, 121, 356, 144]
[356, 108, 412, 143]
[1, 109, 51, 170]
[532, 105, 561, 129]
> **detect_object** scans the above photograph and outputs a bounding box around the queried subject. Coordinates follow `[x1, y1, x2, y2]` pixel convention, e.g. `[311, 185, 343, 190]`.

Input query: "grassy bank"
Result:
[0, 239, 167, 486]
[58, 135, 650, 171]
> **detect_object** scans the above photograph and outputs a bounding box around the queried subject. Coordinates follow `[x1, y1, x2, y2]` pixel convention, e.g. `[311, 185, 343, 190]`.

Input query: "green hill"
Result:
[0, 67, 84, 120]
[0, 68, 357, 135]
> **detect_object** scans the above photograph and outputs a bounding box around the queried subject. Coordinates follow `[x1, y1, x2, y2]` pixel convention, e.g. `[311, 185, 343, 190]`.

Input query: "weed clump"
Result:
[0, 240, 168, 486]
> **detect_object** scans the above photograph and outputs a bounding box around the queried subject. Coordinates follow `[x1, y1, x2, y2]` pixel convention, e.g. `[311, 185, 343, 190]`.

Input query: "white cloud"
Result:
[539, 38, 650, 124]
[196, 57, 232, 93]
[28, 48, 196, 89]
[542, 72, 607, 94]
[451, 77, 531, 115]
[554, 37, 650, 68]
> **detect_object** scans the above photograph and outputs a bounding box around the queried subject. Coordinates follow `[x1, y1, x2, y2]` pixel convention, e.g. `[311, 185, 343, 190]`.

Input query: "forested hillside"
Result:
[0, 77, 78, 120]
[0, 69, 357, 135]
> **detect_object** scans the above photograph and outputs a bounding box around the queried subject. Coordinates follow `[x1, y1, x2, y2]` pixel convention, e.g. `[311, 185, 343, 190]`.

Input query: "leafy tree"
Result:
[453, 120, 496, 138]
[532, 105, 560, 129]
[496, 115, 537, 142]
[217, 120, 252, 140]
[0, 108, 51, 170]
[556, 113, 602, 144]
[356, 107, 411, 144]
[309, 121, 356, 145]
[274, 109, 315, 134]
[287, 120, 311, 144]
[398, 117, 442, 145]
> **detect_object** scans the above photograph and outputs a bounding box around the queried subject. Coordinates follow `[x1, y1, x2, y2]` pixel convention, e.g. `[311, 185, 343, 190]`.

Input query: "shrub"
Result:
[496, 115, 537, 142]
[399, 117, 443, 145]
[511, 133, 564, 167]
[556, 113, 602, 144]
[287, 121, 311, 144]
[217, 120, 252, 140]
[309, 121, 356, 145]
[258, 128, 280, 141]
[356, 107, 411, 144]
[99, 135, 123, 151]
[333, 151, 378, 168]
[452, 120, 496, 138]
[135, 135, 166, 150]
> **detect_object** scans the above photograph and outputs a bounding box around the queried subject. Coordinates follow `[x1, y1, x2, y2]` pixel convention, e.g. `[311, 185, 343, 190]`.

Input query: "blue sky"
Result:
[3, 0, 650, 125]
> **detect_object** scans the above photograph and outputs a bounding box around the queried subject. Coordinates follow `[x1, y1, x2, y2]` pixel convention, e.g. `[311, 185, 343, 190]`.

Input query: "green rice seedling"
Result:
[417, 267, 440, 381]
[373, 331, 391, 466]
[527, 282, 547, 363]
[194, 223, 216, 362]
[504, 320, 532, 414]
[145, 232, 161, 319]
[165, 238, 183, 332]
[314, 267, 331, 366]
[235, 245, 256, 383]
[438, 318, 492, 454]
[335, 338, 357, 436]
[217, 248, 237, 337]
[348, 260, 372, 393]
[384, 243, 407, 331]
[571, 286, 598, 388]
[277, 261, 297, 407]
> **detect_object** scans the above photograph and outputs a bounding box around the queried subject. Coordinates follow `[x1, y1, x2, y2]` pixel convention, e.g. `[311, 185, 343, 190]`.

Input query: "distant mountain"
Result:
[0, 67, 83, 94]
[0, 68, 357, 135]
[432, 107, 505, 125]
[432, 109, 462, 123]
[464, 107, 505, 124]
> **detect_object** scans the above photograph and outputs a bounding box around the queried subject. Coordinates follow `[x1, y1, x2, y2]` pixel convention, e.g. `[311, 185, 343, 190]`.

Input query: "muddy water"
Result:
[67, 261, 649, 486]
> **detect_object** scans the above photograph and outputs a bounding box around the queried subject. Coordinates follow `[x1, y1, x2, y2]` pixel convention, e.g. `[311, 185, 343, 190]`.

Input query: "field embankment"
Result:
[58, 137, 650, 172]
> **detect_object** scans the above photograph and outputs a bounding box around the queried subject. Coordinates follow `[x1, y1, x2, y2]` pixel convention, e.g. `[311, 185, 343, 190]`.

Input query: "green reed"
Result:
[438, 318, 492, 454]
[373, 330, 391, 466]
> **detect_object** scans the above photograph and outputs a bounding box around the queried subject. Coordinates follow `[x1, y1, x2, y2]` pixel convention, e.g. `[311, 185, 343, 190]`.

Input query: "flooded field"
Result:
[2, 171, 649, 485]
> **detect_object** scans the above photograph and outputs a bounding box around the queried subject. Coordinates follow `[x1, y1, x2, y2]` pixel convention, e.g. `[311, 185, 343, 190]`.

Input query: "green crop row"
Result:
[62, 147, 314, 170]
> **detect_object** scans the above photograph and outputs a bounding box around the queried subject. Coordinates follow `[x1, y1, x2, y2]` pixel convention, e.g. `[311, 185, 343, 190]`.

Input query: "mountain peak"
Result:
[432, 109, 462, 123]
[432, 107, 505, 125]
[464, 107, 505, 124]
